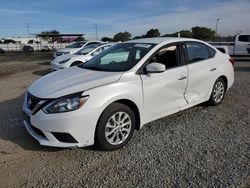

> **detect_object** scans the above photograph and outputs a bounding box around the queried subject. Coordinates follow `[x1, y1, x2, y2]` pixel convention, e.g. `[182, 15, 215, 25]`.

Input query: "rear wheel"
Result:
[95, 103, 135, 150]
[209, 78, 226, 106]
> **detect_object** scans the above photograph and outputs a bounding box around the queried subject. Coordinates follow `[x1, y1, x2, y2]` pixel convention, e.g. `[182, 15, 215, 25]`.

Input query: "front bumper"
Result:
[50, 62, 66, 71]
[23, 101, 99, 148]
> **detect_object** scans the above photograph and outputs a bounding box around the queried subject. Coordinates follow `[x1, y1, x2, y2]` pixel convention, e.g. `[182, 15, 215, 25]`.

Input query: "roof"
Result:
[126, 37, 200, 44]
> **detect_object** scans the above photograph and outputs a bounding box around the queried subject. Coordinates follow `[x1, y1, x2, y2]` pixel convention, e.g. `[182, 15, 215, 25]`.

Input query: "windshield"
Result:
[74, 43, 103, 55]
[80, 43, 155, 72]
[66, 42, 86, 48]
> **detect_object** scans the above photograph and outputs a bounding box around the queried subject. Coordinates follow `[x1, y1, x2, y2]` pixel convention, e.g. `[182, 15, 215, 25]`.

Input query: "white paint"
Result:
[23, 37, 234, 148]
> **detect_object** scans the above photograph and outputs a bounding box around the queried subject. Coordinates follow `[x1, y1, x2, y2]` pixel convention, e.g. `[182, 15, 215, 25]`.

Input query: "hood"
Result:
[28, 66, 122, 98]
[53, 54, 76, 63]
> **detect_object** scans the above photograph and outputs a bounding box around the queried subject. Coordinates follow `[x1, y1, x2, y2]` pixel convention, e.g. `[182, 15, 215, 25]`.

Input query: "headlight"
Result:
[58, 58, 71, 64]
[43, 95, 89, 113]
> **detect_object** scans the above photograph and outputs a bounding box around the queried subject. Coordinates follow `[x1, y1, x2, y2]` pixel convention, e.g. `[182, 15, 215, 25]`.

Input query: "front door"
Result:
[140, 43, 188, 123]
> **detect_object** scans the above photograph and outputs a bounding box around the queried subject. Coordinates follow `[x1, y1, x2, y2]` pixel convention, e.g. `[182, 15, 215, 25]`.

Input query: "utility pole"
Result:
[27, 23, 30, 39]
[215, 18, 220, 36]
[94, 24, 98, 41]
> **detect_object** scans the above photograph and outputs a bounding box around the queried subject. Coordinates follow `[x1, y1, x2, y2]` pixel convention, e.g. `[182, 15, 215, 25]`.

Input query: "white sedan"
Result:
[53, 41, 102, 59]
[23, 37, 234, 150]
[51, 43, 114, 71]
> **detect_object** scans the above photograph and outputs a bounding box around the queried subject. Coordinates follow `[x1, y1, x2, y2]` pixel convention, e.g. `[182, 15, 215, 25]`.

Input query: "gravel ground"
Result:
[0, 53, 249, 187]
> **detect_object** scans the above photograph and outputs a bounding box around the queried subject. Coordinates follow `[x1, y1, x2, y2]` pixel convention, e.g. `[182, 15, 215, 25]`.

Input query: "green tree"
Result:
[133, 35, 146, 39]
[178, 30, 192, 38]
[191, 26, 216, 40]
[145, 29, 161, 38]
[40, 30, 61, 43]
[101, 37, 113, 42]
[113, 31, 131, 42]
[162, 30, 192, 38]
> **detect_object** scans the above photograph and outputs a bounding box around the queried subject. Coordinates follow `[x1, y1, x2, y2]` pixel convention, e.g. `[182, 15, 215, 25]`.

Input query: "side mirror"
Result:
[146, 63, 166, 73]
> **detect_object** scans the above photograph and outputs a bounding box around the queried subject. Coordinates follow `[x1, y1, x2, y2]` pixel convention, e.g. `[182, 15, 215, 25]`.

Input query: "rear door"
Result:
[184, 42, 217, 105]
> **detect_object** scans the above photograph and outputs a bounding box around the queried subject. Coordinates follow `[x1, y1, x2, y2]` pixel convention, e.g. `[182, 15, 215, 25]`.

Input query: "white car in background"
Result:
[51, 43, 114, 71]
[53, 41, 102, 58]
[23, 37, 234, 150]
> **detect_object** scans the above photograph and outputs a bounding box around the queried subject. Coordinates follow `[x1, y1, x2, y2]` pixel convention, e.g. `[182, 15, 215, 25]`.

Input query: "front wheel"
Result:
[70, 61, 83, 67]
[209, 78, 226, 106]
[95, 103, 135, 150]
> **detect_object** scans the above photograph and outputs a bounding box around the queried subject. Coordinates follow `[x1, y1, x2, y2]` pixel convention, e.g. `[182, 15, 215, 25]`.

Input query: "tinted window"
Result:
[150, 45, 180, 69]
[207, 46, 216, 57]
[238, 35, 250, 42]
[74, 43, 102, 55]
[186, 42, 210, 63]
[80, 43, 155, 72]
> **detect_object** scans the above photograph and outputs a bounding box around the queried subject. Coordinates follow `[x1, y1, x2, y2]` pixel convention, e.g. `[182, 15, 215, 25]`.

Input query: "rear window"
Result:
[207, 46, 216, 57]
[238, 35, 250, 42]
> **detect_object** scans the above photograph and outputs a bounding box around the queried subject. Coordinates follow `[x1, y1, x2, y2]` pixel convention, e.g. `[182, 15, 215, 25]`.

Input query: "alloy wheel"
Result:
[212, 81, 225, 103]
[105, 111, 132, 145]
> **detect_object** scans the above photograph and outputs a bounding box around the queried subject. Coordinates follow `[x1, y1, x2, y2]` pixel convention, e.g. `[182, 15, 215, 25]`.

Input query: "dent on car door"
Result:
[140, 43, 188, 123]
[184, 42, 217, 104]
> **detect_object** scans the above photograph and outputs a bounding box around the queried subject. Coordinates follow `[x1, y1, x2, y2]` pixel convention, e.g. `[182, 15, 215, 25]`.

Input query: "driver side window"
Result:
[149, 44, 180, 69]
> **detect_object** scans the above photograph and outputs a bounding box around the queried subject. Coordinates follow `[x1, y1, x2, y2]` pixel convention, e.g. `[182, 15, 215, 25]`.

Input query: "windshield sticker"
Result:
[134, 44, 152, 48]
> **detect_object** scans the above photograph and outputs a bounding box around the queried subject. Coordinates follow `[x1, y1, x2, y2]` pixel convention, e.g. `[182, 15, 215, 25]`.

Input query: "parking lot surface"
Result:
[0, 53, 249, 187]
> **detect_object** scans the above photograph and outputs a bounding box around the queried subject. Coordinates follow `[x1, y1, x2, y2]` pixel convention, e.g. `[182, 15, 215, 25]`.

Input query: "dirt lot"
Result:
[0, 53, 249, 187]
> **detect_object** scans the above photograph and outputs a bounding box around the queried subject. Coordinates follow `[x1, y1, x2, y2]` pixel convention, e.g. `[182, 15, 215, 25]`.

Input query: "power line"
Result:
[27, 23, 30, 38]
[94, 24, 98, 40]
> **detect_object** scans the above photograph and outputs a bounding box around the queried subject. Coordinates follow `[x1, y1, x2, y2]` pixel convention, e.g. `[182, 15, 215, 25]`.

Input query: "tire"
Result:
[95, 103, 135, 151]
[70, 61, 83, 67]
[209, 78, 226, 106]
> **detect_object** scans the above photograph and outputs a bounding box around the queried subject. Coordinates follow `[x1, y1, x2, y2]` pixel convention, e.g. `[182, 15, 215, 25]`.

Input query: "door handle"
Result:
[178, 76, 187, 80]
[210, 68, 217, 71]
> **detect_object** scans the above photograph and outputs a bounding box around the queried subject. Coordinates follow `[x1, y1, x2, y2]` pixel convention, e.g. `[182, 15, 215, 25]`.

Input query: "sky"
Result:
[0, 0, 250, 40]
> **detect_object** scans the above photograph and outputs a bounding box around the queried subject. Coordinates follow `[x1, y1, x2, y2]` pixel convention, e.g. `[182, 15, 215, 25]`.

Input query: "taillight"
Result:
[229, 58, 235, 66]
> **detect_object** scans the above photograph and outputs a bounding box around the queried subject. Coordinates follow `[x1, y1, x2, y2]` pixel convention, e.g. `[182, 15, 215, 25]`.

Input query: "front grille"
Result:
[52, 132, 78, 143]
[27, 93, 41, 111]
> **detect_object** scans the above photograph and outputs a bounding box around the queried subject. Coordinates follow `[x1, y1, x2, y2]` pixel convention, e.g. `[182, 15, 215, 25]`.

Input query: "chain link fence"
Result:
[0, 43, 70, 52]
